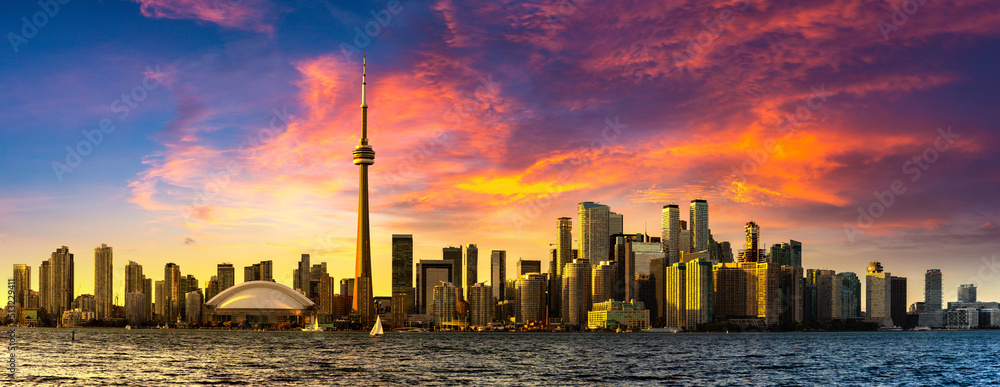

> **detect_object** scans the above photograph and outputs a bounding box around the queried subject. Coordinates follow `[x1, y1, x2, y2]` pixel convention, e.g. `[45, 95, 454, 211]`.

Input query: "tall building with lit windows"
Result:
[866, 262, 892, 325]
[685, 259, 713, 329]
[561, 259, 591, 327]
[664, 262, 686, 328]
[740, 221, 760, 263]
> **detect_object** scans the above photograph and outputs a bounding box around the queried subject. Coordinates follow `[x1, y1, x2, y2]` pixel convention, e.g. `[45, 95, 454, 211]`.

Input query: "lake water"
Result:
[2, 329, 998, 385]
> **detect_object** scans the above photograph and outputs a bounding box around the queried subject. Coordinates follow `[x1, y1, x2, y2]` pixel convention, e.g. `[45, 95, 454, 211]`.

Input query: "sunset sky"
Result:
[2, 0, 999, 308]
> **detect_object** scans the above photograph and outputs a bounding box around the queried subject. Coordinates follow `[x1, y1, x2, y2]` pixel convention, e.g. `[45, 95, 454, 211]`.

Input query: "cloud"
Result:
[132, 0, 278, 33]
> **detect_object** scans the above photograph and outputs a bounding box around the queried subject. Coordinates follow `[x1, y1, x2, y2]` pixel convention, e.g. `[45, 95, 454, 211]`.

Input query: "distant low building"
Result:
[61, 309, 95, 327]
[588, 300, 649, 330]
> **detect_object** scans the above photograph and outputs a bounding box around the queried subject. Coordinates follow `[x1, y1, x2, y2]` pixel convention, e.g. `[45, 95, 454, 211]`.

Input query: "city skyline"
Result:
[2, 0, 1000, 310]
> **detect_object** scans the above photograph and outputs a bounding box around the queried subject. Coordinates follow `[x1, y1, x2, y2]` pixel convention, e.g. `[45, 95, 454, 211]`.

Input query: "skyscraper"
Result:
[49, 246, 75, 319]
[218, 263, 235, 290]
[164, 262, 180, 323]
[392, 234, 415, 315]
[890, 275, 907, 328]
[958, 284, 976, 303]
[685, 259, 713, 329]
[839, 272, 861, 318]
[516, 273, 546, 324]
[789, 240, 802, 267]
[465, 244, 478, 301]
[125, 261, 143, 293]
[661, 204, 681, 263]
[578, 202, 610, 261]
[431, 281, 457, 327]
[12, 264, 30, 308]
[38, 260, 50, 313]
[924, 269, 942, 313]
[491, 250, 506, 302]
[352, 57, 376, 326]
[741, 221, 760, 263]
[94, 244, 113, 320]
[664, 262, 686, 328]
[561, 259, 591, 327]
[443, 246, 463, 287]
[689, 199, 709, 253]
[866, 262, 892, 325]
[557, 217, 573, 276]
[469, 283, 493, 326]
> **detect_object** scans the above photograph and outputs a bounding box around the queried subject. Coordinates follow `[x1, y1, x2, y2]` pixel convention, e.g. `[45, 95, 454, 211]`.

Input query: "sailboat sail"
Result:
[370, 316, 384, 336]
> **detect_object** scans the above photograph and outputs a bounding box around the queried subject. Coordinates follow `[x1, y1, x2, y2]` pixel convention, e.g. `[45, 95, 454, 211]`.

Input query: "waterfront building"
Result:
[661, 204, 681, 263]
[947, 308, 979, 329]
[469, 283, 493, 326]
[921, 269, 943, 327]
[587, 300, 649, 330]
[664, 262, 686, 328]
[516, 274, 546, 324]
[432, 281, 458, 328]
[814, 270, 841, 323]
[94, 244, 113, 320]
[491, 250, 506, 302]
[592, 261, 616, 304]
[186, 290, 203, 325]
[125, 291, 146, 325]
[579, 202, 610, 261]
[417, 260, 454, 314]
[689, 199, 709, 254]
[154, 280, 165, 321]
[779, 266, 804, 325]
[72, 294, 96, 314]
[685, 259, 713, 329]
[206, 281, 315, 325]
[561, 259, 591, 328]
[650, 258, 666, 326]
[548, 272, 562, 322]
[958, 284, 977, 303]
[866, 262, 892, 325]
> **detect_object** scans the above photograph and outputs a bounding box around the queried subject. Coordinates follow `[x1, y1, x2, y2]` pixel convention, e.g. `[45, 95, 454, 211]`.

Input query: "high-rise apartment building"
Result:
[94, 244, 113, 320]
[689, 199, 709, 253]
[924, 269, 942, 312]
[431, 282, 457, 327]
[579, 202, 610, 261]
[685, 259, 713, 329]
[664, 262, 686, 328]
[469, 283, 493, 326]
[557, 217, 573, 276]
[840, 272, 861, 318]
[295, 254, 310, 295]
[164, 262, 181, 323]
[516, 273, 546, 324]
[741, 221, 760, 263]
[491, 250, 506, 302]
[12, 264, 30, 308]
[391, 234, 415, 316]
[660, 203, 690, 265]
[48, 246, 75, 319]
[561, 259, 591, 327]
[891, 276, 907, 328]
[866, 262, 892, 324]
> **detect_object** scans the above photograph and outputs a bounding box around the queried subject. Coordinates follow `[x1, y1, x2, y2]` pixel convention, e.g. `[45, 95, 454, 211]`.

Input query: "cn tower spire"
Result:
[352, 55, 375, 327]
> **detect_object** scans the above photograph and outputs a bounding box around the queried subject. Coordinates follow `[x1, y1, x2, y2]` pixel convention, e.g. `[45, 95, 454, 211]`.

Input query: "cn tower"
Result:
[352, 55, 375, 326]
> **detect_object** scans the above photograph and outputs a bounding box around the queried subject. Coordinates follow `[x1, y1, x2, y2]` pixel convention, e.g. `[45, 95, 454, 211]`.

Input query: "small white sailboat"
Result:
[370, 316, 384, 337]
